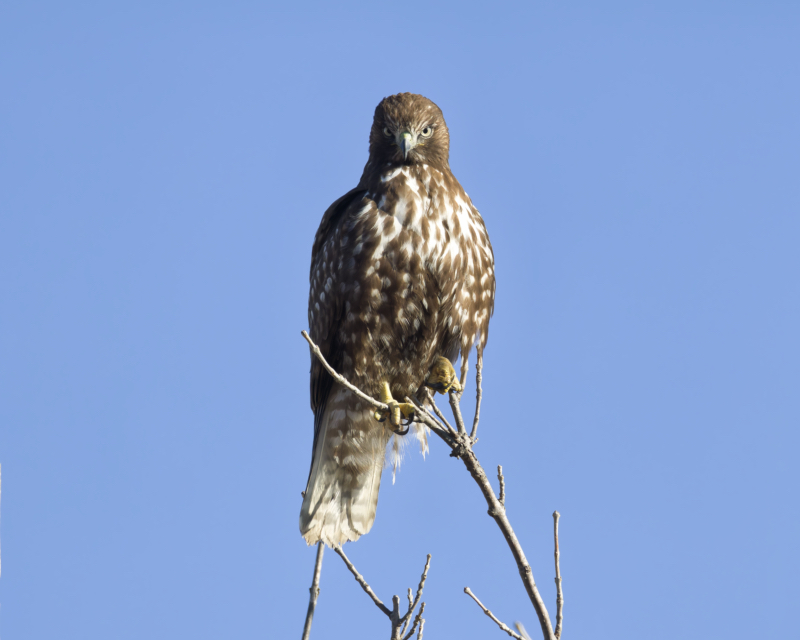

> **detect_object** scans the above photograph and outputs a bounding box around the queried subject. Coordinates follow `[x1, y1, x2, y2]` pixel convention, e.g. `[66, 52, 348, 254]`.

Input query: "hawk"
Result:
[300, 93, 495, 546]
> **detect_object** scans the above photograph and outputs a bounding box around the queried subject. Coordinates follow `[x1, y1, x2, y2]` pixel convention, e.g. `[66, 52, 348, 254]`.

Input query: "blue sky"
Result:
[1, 2, 798, 638]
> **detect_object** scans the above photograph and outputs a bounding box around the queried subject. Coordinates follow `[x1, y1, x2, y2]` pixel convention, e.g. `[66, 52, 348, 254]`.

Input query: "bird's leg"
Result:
[424, 356, 463, 395]
[373, 381, 415, 431]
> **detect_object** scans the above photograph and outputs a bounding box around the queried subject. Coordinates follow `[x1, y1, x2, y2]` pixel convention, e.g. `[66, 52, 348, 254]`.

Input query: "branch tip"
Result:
[553, 511, 563, 639]
[464, 587, 525, 640]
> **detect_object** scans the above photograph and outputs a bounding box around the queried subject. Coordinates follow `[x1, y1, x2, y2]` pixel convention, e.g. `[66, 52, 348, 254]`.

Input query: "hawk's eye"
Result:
[420, 126, 433, 137]
[382, 126, 393, 137]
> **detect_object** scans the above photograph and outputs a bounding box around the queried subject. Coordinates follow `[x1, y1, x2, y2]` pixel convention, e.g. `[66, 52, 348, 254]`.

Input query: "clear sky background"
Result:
[1, 2, 798, 638]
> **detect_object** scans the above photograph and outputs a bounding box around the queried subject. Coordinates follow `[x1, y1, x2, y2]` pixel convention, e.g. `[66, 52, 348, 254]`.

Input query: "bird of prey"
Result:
[300, 93, 495, 546]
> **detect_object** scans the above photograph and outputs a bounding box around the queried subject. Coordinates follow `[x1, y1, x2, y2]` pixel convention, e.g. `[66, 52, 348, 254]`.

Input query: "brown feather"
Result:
[301, 93, 495, 546]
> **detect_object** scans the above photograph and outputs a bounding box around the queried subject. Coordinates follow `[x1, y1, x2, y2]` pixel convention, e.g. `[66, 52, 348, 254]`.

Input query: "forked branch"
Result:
[301, 330, 564, 640]
[334, 545, 429, 640]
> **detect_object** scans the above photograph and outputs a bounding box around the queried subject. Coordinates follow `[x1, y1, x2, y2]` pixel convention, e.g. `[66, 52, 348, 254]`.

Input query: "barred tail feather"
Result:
[300, 384, 390, 546]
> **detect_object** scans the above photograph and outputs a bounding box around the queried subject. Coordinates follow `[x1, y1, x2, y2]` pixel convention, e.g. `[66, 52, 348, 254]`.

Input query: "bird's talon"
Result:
[374, 382, 415, 432]
[399, 402, 415, 419]
[425, 356, 462, 395]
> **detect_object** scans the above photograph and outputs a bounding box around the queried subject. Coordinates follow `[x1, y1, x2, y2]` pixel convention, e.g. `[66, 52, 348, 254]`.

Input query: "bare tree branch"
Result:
[445, 438, 556, 640]
[301, 330, 388, 413]
[553, 511, 563, 639]
[301, 542, 325, 640]
[400, 555, 431, 637]
[423, 388, 456, 435]
[333, 544, 429, 640]
[333, 545, 391, 617]
[470, 351, 483, 440]
[302, 330, 561, 640]
[449, 389, 468, 435]
[464, 587, 525, 639]
[497, 465, 506, 507]
[392, 595, 401, 629]
[404, 396, 455, 446]
[402, 602, 426, 640]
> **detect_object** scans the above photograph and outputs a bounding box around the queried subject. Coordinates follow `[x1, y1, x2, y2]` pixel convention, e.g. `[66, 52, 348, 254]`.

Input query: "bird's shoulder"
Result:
[311, 186, 368, 270]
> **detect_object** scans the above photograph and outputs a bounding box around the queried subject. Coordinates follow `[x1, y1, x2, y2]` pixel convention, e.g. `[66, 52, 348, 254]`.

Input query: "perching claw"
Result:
[373, 381, 415, 432]
[425, 355, 463, 394]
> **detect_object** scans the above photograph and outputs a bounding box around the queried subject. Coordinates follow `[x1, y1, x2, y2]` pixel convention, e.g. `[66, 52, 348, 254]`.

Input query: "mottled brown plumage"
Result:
[300, 93, 495, 546]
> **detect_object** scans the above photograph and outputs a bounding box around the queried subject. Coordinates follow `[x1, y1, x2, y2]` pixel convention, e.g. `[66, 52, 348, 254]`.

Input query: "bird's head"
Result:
[369, 93, 450, 170]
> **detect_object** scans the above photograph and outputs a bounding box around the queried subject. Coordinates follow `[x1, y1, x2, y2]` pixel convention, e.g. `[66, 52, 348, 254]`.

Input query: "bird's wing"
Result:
[307, 188, 368, 458]
[310, 186, 367, 275]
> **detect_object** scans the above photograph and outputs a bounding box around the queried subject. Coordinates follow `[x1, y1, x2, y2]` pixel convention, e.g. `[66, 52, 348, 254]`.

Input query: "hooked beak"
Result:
[397, 131, 416, 160]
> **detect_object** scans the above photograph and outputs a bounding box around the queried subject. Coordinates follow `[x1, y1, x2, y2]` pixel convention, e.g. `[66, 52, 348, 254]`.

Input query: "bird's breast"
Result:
[362, 164, 486, 272]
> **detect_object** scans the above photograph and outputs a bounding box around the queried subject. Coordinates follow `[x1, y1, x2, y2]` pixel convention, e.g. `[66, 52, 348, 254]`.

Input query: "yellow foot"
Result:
[373, 381, 415, 430]
[425, 356, 463, 395]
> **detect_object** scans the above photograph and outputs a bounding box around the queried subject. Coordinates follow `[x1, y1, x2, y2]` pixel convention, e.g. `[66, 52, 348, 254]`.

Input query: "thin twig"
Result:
[497, 465, 506, 507]
[402, 602, 426, 640]
[417, 618, 425, 639]
[401, 554, 431, 635]
[553, 511, 563, 639]
[301, 542, 325, 640]
[425, 388, 456, 435]
[301, 329, 557, 640]
[515, 622, 533, 640]
[464, 587, 525, 640]
[392, 595, 401, 626]
[411, 554, 431, 614]
[470, 351, 483, 440]
[440, 420, 555, 639]
[449, 390, 467, 434]
[404, 397, 455, 445]
[301, 330, 387, 412]
[333, 546, 391, 617]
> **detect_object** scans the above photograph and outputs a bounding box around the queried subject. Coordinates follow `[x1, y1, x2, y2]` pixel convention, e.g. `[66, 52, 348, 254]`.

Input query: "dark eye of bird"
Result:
[382, 126, 392, 137]
[421, 127, 432, 137]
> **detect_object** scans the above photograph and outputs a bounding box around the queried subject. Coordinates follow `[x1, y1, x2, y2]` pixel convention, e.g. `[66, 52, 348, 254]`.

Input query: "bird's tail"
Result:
[300, 383, 390, 546]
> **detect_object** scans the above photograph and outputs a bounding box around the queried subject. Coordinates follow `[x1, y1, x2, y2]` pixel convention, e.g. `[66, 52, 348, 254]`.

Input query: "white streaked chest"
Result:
[360, 164, 488, 270]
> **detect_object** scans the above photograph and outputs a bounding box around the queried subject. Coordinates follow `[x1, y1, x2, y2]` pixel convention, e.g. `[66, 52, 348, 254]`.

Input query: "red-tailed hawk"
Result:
[300, 93, 495, 546]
